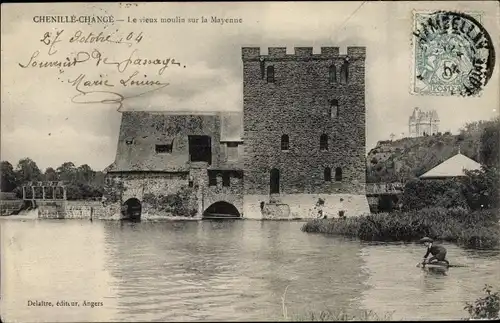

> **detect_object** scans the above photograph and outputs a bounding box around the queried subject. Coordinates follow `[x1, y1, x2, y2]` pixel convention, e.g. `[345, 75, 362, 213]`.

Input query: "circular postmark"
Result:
[413, 11, 495, 96]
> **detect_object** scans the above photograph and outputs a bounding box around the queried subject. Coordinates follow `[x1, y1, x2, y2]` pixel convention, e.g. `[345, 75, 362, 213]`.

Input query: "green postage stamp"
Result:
[411, 11, 495, 97]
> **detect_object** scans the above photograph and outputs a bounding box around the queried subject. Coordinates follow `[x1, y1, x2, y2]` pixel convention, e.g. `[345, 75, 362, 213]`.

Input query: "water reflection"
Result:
[1, 219, 499, 322]
[102, 220, 366, 321]
[360, 241, 500, 320]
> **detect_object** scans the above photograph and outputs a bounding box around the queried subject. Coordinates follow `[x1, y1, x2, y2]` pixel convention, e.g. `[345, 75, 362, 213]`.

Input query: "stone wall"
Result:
[103, 169, 244, 219]
[203, 170, 244, 216]
[37, 200, 106, 219]
[242, 47, 367, 196]
[104, 172, 198, 219]
[0, 200, 24, 216]
[107, 112, 222, 172]
[244, 193, 370, 220]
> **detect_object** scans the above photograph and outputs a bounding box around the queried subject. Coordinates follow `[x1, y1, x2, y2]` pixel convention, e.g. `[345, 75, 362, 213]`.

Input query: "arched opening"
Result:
[270, 168, 280, 194]
[335, 167, 342, 182]
[203, 201, 240, 218]
[122, 198, 142, 221]
[324, 167, 332, 182]
[329, 99, 338, 118]
[340, 61, 349, 84]
[267, 65, 275, 83]
[281, 134, 289, 151]
[329, 64, 337, 83]
[320, 134, 329, 151]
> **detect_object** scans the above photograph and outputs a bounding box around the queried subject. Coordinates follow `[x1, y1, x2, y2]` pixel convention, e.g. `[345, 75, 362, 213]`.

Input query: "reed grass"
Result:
[291, 309, 394, 321]
[301, 207, 500, 249]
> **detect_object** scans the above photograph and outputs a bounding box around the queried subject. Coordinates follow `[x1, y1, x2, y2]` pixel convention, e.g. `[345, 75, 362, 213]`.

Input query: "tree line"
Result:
[1, 159, 105, 200]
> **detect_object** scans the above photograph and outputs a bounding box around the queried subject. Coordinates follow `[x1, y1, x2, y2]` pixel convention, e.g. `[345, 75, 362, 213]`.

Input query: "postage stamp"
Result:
[411, 11, 496, 97]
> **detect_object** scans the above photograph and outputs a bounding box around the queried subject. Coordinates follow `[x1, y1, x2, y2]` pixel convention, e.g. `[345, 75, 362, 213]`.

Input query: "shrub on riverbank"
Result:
[291, 309, 394, 321]
[289, 286, 500, 321]
[465, 285, 500, 320]
[301, 207, 500, 249]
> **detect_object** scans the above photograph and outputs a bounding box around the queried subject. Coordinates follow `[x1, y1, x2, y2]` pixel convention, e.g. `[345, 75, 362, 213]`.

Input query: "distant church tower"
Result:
[408, 107, 439, 137]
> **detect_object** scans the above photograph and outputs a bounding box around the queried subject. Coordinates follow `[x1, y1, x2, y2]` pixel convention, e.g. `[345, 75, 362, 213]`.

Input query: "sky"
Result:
[1, 1, 499, 171]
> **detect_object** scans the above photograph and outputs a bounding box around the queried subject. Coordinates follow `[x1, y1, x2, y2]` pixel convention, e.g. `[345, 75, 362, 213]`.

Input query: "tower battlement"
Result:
[241, 46, 366, 60]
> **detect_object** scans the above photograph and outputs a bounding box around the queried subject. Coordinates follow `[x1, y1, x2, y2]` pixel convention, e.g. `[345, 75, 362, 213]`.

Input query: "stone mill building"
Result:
[102, 46, 370, 220]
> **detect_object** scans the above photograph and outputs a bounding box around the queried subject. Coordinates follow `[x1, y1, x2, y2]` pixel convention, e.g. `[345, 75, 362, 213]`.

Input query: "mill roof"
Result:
[419, 152, 483, 179]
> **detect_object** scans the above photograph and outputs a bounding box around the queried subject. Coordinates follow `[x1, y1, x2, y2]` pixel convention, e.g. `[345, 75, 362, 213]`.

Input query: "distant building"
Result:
[419, 151, 482, 180]
[408, 107, 439, 137]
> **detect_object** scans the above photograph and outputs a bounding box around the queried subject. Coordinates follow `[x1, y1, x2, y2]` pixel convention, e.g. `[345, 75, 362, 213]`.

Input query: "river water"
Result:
[1, 218, 499, 322]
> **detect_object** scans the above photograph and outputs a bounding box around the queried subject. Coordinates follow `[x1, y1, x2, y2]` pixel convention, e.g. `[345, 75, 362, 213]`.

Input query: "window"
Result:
[329, 64, 337, 83]
[335, 167, 342, 181]
[125, 138, 134, 145]
[189, 135, 211, 164]
[267, 65, 275, 83]
[329, 99, 338, 118]
[156, 143, 173, 153]
[222, 173, 230, 187]
[324, 167, 332, 182]
[340, 61, 349, 84]
[208, 171, 217, 186]
[281, 134, 289, 151]
[320, 134, 328, 151]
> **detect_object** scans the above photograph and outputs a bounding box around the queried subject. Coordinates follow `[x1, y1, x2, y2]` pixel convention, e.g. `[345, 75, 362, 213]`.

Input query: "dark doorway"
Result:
[203, 201, 240, 218]
[189, 135, 212, 164]
[123, 198, 142, 221]
[270, 168, 280, 194]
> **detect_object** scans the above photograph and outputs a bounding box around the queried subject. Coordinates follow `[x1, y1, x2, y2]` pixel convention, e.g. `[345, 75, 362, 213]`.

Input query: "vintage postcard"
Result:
[1, 1, 499, 322]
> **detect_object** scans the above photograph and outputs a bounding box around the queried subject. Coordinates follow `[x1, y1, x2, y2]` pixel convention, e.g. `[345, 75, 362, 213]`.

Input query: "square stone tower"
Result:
[241, 46, 370, 219]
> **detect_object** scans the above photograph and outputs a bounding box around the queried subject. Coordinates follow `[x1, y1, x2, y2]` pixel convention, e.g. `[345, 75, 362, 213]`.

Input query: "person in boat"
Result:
[420, 237, 449, 266]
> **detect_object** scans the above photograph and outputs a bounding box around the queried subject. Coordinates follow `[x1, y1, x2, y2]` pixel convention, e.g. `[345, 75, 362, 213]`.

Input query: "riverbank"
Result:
[301, 207, 500, 249]
[288, 285, 500, 321]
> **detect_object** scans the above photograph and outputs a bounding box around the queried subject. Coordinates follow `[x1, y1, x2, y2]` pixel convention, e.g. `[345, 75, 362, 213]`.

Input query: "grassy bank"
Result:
[301, 207, 500, 249]
[287, 285, 500, 321]
[290, 309, 394, 321]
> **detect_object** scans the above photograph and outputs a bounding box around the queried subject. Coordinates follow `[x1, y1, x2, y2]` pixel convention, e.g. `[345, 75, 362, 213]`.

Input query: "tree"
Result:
[479, 120, 500, 168]
[15, 158, 42, 183]
[56, 162, 77, 182]
[463, 166, 499, 210]
[1, 161, 18, 192]
[44, 167, 59, 181]
[76, 164, 94, 183]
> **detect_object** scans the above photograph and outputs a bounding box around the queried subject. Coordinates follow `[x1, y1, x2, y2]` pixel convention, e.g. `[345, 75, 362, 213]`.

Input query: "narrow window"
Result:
[330, 99, 338, 118]
[222, 173, 230, 187]
[335, 167, 342, 181]
[329, 64, 337, 83]
[324, 167, 332, 182]
[267, 65, 275, 83]
[320, 134, 328, 151]
[340, 61, 349, 84]
[281, 134, 289, 151]
[208, 171, 217, 186]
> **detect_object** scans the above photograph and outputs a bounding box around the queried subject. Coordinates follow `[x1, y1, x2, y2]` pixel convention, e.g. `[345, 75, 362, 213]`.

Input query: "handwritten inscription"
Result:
[18, 29, 184, 111]
[19, 49, 181, 75]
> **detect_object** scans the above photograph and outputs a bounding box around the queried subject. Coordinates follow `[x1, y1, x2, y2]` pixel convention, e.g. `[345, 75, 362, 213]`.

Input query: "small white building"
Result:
[419, 151, 483, 180]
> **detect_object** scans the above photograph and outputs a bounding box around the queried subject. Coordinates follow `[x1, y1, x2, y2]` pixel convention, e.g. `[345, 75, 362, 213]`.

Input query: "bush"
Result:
[301, 208, 500, 249]
[402, 179, 469, 211]
[464, 285, 500, 319]
[144, 187, 198, 217]
[292, 309, 394, 321]
[463, 166, 499, 210]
